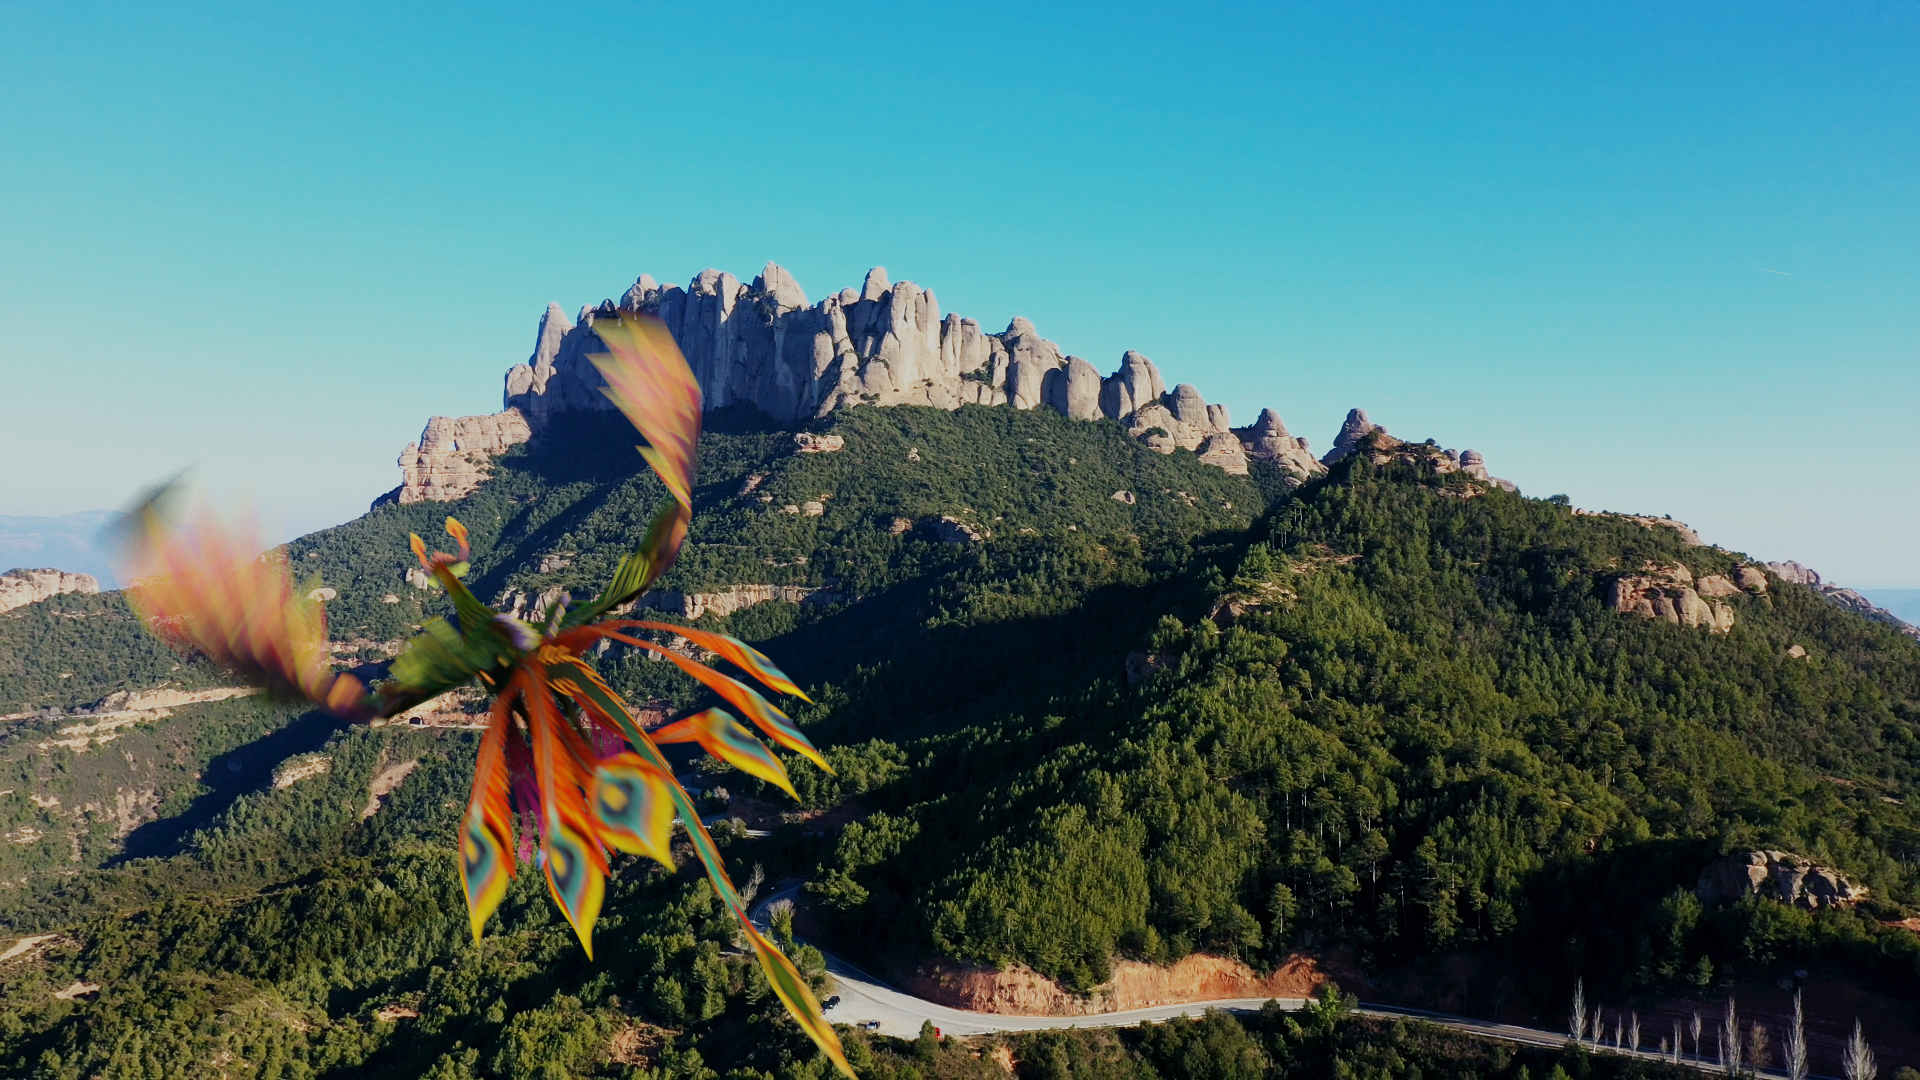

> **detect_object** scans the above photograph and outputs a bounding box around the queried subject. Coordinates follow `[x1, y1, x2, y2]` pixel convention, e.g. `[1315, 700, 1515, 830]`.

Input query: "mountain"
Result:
[0, 267, 1916, 1078]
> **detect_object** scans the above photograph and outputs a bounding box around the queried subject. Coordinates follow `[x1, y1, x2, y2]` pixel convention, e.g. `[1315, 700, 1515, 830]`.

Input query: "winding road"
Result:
[745, 885, 1677, 1057]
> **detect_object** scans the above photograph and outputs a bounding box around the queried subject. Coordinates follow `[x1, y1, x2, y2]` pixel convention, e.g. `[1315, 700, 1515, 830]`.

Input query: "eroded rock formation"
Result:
[1607, 563, 1736, 633]
[1233, 408, 1323, 484]
[1316, 410, 1516, 491]
[635, 584, 840, 620]
[389, 264, 1535, 492]
[1696, 850, 1867, 909]
[1575, 510, 1706, 546]
[0, 568, 99, 614]
[392, 409, 532, 505]
[495, 263, 1322, 474]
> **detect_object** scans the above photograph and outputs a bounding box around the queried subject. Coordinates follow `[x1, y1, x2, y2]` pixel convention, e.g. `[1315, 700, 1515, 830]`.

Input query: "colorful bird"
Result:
[121, 313, 850, 1076]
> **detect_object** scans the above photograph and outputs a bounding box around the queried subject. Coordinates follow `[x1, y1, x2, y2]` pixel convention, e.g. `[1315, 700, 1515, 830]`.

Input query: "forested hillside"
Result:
[0, 403, 1916, 1077]
[796, 452, 1920, 1003]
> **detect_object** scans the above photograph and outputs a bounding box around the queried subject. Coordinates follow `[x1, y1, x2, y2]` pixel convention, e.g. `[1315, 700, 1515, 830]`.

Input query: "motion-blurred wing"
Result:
[122, 494, 366, 717]
[627, 621, 812, 703]
[561, 498, 689, 629]
[609, 635, 829, 776]
[649, 707, 796, 799]
[460, 692, 518, 941]
[744, 920, 854, 1077]
[589, 313, 702, 510]
[588, 753, 677, 870]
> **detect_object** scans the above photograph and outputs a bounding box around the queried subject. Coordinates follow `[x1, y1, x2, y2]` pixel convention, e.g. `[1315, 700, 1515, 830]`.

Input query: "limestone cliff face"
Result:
[389, 263, 1529, 494]
[394, 409, 533, 504]
[497, 263, 1321, 474]
[0, 568, 100, 614]
[1607, 562, 1738, 633]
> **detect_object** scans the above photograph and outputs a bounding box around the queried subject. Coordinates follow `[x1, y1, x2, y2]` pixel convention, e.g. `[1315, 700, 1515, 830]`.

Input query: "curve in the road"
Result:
[748, 884, 1792, 1077]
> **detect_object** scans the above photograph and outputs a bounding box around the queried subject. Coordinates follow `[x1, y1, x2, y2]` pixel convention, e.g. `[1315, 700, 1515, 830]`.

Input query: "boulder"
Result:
[1696, 850, 1866, 909]
[793, 432, 845, 453]
[1195, 433, 1250, 475]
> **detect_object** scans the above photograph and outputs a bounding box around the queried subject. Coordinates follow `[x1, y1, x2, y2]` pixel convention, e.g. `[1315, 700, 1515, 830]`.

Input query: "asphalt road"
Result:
[747, 884, 1790, 1076]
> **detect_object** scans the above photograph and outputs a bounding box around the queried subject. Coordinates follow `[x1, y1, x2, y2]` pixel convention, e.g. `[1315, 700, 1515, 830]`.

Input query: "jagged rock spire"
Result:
[497, 261, 1317, 477]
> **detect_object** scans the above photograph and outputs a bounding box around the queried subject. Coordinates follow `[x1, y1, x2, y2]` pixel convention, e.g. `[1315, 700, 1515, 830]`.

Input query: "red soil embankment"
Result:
[903, 953, 1359, 1017]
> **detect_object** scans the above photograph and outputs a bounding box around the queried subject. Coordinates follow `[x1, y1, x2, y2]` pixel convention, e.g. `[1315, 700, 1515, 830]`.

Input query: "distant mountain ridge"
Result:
[384, 261, 1523, 507]
[0, 510, 122, 587]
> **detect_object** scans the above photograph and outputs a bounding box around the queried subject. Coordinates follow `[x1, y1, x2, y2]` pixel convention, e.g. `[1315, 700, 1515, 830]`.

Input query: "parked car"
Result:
[822, 996, 841, 1010]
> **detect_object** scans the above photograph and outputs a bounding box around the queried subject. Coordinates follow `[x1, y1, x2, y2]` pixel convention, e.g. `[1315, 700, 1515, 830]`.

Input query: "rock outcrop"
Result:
[0, 568, 99, 614]
[1607, 563, 1736, 633]
[271, 753, 331, 789]
[1316, 410, 1516, 491]
[386, 264, 1543, 492]
[1575, 510, 1705, 546]
[1765, 562, 1920, 641]
[1696, 850, 1867, 909]
[635, 584, 840, 620]
[392, 409, 532, 505]
[493, 263, 1317, 474]
[1233, 408, 1323, 485]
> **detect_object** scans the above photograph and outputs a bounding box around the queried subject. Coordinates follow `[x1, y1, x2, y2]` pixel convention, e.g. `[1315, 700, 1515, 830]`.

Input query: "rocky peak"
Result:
[1766, 560, 1820, 586]
[0, 568, 100, 613]
[385, 409, 533, 506]
[1321, 409, 1384, 465]
[494, 262, 1317, 477]
[755, 261, 809, 312]
[1232, 408, 1324, 486]
[1315, 407, 1517, 492]
[400, 262, 1540, 501]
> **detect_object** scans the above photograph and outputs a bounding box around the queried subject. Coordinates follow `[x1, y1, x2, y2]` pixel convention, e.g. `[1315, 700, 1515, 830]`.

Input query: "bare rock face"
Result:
[396, 409, 532, 504]
[1607, 563, 1736, 633]
[1194, 433, 1250, 475]
[0, 568, 100, 613]
[793, 432, 845, 453]
[1321, 409, 1386, 466]
[925, 516, 986, 544]
[1764, 562, 1920, 640]
[1697, 850, 1867, 909]
[492, 263, 1307, 475]
[636, 584, 839, 620]
[1766, 561, 1820, 585]
[1233, 408, 1324, 485]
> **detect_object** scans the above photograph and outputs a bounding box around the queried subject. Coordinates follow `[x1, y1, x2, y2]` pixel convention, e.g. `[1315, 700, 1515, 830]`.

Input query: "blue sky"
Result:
[2, 1, 1915, 585]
